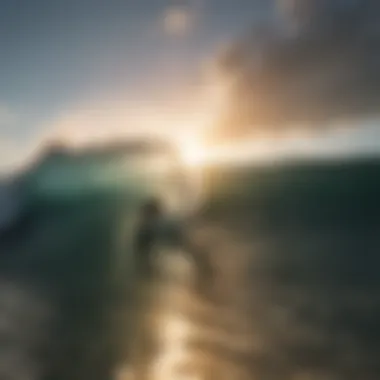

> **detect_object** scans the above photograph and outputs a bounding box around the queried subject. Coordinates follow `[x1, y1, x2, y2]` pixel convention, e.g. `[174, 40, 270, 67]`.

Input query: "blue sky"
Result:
[1, 1, 266, 142]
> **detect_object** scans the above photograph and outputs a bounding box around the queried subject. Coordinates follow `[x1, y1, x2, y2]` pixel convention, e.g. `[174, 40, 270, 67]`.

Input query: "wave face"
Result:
[1, 156, 380, 379]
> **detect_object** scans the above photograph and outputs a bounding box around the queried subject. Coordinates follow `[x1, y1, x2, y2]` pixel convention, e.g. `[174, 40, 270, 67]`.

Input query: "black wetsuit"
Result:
[133, 213, 213, 291]
[133, 218, 159, 278]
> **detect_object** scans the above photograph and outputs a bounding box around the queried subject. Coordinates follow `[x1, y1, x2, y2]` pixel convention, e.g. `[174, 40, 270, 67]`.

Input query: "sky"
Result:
[1, 1, 262, 137]
[1, 0, 380, 170]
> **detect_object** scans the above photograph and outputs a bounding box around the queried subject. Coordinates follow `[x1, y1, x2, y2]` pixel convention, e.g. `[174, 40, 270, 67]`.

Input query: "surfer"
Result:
[133, 197, 213, 289]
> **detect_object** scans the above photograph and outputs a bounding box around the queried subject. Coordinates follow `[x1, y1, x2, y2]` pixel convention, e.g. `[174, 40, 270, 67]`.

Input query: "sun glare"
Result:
[152, 311, 196, 380]
[180, 138, 206, 167]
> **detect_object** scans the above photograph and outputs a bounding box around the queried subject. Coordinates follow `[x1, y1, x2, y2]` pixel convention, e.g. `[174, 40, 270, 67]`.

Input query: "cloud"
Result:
[208, 0, 380, 141]
[162, 4, 197, 37]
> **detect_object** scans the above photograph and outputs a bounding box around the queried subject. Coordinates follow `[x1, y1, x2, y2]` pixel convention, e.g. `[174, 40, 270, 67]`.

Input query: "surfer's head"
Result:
[141, 197, 164, 220]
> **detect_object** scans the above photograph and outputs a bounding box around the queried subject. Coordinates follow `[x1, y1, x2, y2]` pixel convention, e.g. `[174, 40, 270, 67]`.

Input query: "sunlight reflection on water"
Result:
[115, 251, 199, 380]
[152, 311, 195, 380]
[150, 250, 199, 380]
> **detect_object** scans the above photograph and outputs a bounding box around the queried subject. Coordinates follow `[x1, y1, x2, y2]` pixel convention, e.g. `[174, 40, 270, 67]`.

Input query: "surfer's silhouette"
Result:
[133, 197, 213, 290]
[133, 198, 163, 278]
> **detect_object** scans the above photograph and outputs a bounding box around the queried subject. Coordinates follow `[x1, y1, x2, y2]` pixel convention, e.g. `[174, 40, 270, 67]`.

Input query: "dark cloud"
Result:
[211, 0, 380, 141]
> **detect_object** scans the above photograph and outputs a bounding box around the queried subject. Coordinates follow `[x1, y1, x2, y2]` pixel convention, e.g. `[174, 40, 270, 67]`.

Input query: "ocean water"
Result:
[0, 158, 380, 380]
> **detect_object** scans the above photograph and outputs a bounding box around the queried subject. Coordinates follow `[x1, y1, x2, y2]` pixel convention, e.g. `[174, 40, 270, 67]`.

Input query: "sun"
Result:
[180, 138, 206, 167]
